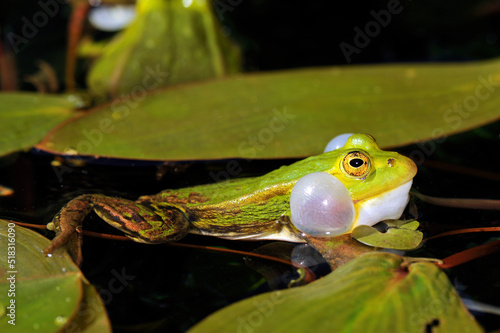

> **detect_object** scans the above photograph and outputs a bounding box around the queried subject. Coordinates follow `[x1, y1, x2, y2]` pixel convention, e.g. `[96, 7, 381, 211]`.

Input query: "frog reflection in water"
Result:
[44, 134, 417, 262]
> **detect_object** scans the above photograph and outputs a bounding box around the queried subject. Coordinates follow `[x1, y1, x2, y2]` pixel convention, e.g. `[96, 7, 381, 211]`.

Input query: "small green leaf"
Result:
[385, 219, 420, 230]
[352, 220, 423, 250]
[189, 253, 483, 333]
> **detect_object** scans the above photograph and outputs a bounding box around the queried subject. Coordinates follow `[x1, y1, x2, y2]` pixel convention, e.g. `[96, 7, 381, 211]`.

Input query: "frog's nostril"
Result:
[387, 158, 395, 167]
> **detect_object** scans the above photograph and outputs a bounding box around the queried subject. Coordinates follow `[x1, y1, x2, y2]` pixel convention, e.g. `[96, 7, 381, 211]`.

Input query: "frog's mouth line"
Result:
[353, 180, 413, 228]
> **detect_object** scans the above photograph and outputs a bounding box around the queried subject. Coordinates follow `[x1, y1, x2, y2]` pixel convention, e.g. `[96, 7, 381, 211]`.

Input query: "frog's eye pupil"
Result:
[341, 151, 371, 178]
[349, 158, 364, 168]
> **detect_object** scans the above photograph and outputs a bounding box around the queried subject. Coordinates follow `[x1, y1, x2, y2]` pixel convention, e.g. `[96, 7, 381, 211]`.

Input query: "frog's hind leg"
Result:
[92, 197, 191, 244]
[44, 194, 190, 264]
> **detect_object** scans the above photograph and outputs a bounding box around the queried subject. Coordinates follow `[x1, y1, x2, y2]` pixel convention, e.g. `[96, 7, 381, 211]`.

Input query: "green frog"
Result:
[43, 134, 417, 262]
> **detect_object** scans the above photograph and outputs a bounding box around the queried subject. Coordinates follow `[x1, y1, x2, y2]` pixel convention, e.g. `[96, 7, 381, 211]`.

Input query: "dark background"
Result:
[2, 0, 500, 91]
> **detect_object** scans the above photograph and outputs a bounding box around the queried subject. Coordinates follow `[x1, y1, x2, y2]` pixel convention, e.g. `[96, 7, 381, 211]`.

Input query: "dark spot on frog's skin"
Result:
[143, 192, 209, 205]
[190, 206, 242, 221]
[279, 215, 291, 225]
[387, 158, 395, 167]
[425, 319, 440, 332]
[188, 192, 209, 203]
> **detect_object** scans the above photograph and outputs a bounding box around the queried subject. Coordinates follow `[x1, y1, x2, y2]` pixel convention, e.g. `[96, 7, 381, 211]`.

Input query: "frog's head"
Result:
[290, 133, 417, 237]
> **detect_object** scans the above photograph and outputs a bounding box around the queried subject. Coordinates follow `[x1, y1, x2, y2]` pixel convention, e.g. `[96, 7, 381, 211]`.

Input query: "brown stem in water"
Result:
[437, 239, 500, 269]
[413, 191, 500, 210]
[66, 2, 90, 91]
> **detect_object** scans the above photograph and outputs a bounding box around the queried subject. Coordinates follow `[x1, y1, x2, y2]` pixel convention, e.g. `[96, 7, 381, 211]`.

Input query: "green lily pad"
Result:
[352, 219, 423, 250]
[189, 252, 483, 333]
[38, 58, 500, 161]
[0, 220, 111, 332]
[0, 93, 77, 157]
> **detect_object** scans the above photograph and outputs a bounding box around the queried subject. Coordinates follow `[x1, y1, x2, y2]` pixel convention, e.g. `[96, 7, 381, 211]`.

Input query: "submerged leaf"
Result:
[38, 58, 500, 161]
[189, 253, 483, 333]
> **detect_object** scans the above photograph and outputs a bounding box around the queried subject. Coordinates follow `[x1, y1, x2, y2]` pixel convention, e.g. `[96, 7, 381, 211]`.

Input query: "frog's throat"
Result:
[352, 180, 413, 228]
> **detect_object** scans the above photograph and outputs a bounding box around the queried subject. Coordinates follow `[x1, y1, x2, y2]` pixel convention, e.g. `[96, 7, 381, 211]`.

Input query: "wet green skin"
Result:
[45, 134, 416, 256]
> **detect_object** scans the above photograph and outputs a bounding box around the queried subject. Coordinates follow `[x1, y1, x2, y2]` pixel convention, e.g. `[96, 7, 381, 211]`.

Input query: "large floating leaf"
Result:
[189, 253, 483, 333]
[0, 93, 77, 157]
[0, 220, 111, 332]
[38, 58, 500, 161]
[87, 0, 241, 100]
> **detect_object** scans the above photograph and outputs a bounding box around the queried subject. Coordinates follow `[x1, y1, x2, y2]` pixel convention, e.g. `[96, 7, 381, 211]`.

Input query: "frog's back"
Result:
[149, 152, 340, 207]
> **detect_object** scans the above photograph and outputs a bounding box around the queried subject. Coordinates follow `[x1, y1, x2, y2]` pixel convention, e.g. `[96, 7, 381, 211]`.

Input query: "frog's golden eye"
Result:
[341, 151, 371, 178]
